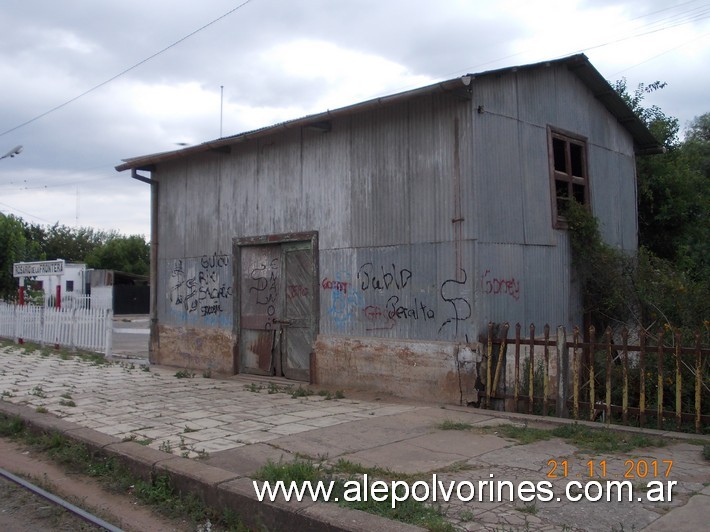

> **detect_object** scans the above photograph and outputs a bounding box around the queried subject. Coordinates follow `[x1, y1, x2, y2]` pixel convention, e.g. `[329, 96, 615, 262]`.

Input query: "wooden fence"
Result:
[0, 302, 113, 356]
[482, 323, 710, 434]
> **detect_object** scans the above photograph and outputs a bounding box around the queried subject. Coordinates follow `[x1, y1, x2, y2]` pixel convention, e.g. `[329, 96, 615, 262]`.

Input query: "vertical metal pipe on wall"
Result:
[150, 175, 158, 362]
[131, 168, 159, 363]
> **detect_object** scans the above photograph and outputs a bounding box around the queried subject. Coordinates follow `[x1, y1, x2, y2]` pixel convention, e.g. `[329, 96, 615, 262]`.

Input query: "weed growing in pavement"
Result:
[291, 386, 314, 398]
[0, 413, 248, 529]
[29, 385, 47, 398]
[245, 382, 263, 393]
[437, 420, 473, 431]
[174, 369, 194, 379]
[1, 390, 15, 398]
[183, 425, 199, 433]
[35, 406, 48, 413]
[517, 502, 538, 515]
[59, 399, 76, 407]
[141, 364, 150, 372]
[202, 368, 212, 378]
[159, 440, 173, 454]
[123, 435, 154, 446]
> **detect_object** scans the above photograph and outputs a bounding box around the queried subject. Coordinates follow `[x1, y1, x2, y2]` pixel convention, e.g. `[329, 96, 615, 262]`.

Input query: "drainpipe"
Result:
[131, 168, 158, 363]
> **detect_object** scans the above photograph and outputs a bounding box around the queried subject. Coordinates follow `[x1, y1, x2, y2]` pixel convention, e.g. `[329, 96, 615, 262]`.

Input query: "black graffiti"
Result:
[248, 259, 280, 327]
[201, 304, 223, 317]
[357, 262, 412, 291]
[386, 296, 435, 321]
[201, 252, 229, 269]
[169, 253, 233, 317]
[438, 269, 471, 337]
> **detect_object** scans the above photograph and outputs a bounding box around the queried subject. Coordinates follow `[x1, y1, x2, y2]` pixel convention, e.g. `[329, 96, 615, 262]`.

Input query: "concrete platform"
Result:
[0, 344, 708, 531]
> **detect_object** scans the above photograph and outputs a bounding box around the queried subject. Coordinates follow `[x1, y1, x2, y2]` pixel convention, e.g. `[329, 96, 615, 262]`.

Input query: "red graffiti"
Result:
[322, 277, 349, 294]
[479, 269, 521, 301]
[363, 305, 396, 330]
[287, 284, 308, 300]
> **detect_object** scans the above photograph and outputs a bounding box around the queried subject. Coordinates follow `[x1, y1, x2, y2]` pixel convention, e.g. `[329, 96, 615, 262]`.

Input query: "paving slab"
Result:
[1, 344, 708, 532]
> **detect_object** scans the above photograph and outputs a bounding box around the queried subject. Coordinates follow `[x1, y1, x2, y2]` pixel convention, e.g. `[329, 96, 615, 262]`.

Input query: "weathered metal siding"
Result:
[588, 146, 638, 251]
[319, 240, 475, 342]
[467, 63, 637, 332]
[475, 233, 576, 331]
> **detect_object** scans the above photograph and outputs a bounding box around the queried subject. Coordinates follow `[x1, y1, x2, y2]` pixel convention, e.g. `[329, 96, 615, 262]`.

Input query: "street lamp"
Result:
[1, 145, 23, 160]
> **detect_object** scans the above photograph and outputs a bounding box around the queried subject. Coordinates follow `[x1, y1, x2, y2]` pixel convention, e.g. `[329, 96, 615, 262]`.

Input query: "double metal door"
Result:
[238, 241, 315, 381]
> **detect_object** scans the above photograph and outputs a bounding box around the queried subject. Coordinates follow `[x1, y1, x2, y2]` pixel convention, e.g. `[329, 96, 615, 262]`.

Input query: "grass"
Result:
[437, 419, 474, 431]
[253, 458, 454, 531]
[0, 339, 109, 366]
[0, 413, 248, 530]
[496, 423, 668, 453]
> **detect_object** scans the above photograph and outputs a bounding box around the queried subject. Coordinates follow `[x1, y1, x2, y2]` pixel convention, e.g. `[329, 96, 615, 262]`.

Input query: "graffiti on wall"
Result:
[438, 269, 472, 336]
[479, 269, 521, 301]
[168, 253, 233, 319]
[324, 270, 363, 330]
[245, 257, 280, 329]
[322, 262, 472, 338]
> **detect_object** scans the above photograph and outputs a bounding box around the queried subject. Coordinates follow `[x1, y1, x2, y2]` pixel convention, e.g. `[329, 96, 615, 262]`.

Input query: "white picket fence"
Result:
[0, 302, 112, 356]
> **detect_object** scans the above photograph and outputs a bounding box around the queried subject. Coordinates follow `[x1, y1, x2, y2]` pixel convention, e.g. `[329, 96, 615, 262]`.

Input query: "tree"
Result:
[85, 235, 150, 276]
[40, 223, 110, 263]
[614, 80, 709, 281]
[0, 214, 28, 300]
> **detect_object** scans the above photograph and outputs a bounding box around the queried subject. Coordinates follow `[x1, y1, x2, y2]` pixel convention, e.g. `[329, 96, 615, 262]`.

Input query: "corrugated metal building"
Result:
[116, 54, 661, 404]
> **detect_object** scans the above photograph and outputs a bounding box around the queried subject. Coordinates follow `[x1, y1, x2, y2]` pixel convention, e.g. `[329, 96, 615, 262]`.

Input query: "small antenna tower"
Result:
[220, 85, 224, 137]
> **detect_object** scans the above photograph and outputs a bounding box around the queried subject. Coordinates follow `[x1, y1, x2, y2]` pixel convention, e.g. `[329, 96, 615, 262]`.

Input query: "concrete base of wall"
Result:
[153, 324, 234, 374]
[313, 335, 480, 405]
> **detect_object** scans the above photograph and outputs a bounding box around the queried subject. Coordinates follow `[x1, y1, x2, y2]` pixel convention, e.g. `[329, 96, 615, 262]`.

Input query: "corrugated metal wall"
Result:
[154, 62, 639, 344]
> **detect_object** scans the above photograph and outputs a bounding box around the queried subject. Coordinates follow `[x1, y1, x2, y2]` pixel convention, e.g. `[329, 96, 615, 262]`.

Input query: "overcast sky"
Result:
[1, 0, 708, 239]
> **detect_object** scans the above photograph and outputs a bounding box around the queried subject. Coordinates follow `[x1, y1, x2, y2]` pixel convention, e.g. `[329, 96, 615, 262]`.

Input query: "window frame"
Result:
[547, 127, 590, 229]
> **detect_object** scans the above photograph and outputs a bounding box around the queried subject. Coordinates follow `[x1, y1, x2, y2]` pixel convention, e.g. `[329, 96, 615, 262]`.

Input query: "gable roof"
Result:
[115, 54, 662, 172]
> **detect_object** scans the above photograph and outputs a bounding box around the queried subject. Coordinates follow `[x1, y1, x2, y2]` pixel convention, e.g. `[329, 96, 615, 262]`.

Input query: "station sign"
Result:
[13, 260, 65, 277]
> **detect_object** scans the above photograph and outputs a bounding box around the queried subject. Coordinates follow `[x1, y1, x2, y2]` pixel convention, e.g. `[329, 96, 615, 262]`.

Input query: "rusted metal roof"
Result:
[115, 54, 662, 172]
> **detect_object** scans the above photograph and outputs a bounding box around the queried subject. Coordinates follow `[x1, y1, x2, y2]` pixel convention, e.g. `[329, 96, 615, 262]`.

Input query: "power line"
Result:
[444, 0, 710, 79]
[0, 0, 255, 138]
[0, 201, 55, 224]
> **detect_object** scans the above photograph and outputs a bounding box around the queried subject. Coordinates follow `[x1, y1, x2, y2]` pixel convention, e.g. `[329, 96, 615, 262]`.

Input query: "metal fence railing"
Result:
[482, 323, 710, 434]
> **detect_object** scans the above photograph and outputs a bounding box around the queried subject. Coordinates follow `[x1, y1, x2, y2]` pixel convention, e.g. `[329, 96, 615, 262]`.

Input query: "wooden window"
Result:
[548, 128, 589, 228]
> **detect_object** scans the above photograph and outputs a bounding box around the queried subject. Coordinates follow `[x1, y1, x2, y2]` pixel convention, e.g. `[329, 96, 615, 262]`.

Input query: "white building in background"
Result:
[13, 260, 89, 308]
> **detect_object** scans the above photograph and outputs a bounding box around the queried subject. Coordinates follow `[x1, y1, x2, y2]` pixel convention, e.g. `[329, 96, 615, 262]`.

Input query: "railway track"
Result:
[0, 466, 123, 531]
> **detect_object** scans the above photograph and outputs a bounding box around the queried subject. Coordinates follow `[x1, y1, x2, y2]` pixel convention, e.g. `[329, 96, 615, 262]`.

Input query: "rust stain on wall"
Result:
[155, 325, 234, 374]
[314, 335, 464, 404]
[249, 331, 274, 373]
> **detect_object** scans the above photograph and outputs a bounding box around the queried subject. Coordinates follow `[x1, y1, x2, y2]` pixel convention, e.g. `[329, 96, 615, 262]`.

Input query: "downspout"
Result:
[131, 168, 158, 363]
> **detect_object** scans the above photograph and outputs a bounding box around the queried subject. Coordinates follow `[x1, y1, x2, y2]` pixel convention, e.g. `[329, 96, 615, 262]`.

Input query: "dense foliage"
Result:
[0, 216, 149, 300]
[570, 80, 709, 337]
